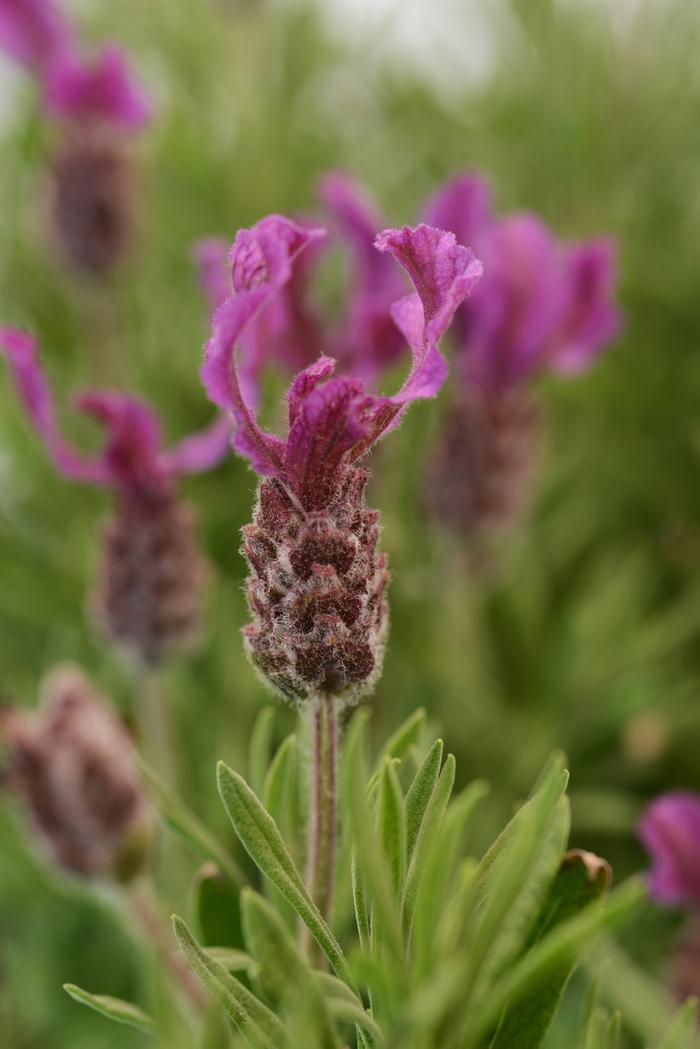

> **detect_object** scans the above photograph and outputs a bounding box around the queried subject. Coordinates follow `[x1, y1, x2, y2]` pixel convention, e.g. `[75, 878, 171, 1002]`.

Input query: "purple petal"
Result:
[201, 215, 326, 476]
[372, 223, 483, 423]
[192, 238, 230, 310]
[461, 214, 567, 393]
[423, 173, 492, 251]
[639, 793, 700, 909]
[0, 327, 106, 483]
[0, 0, 74, 73]
[165, 413, 232, 475]
[74, 390, 166, 490]
[320, 171, 406, 377]
[46, 45, 151, 130]
[549, 238, 622, 375]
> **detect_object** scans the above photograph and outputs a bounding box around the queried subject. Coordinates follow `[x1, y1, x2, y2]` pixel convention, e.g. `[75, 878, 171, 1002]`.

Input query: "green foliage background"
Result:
[1, 0, 700, 1044]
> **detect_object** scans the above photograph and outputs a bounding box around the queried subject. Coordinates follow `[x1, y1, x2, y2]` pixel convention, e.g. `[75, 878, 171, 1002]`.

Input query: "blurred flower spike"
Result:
[0, 0, 151, 273]
[424, 172, 622, 548]
[639, 792, 700, 910]
[0, 664, 152, 881]
[0, 0, 151, 129]
[0, 327, 231, 666]
[202, 214, 482, 702]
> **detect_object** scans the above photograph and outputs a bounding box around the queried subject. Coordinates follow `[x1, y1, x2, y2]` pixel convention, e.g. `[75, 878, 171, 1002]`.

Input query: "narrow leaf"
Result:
[656, 999, 700, 1049]
[241, 889, 340, 1049]
[379, 758, 407, 894]
[490, 850, 612, 1049]
[216, 762, 352, 987]
[263, 733, 296, 823]
[405, 739, 443, 861]
[63, 984, 155, 1036]
[403, 753, 456, 939]
[173, 915, 283, 1049]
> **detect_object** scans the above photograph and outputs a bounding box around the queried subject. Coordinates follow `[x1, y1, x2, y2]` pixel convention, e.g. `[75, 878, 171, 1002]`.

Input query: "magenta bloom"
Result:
[425, 174, 621, 395]
[0, 0, 150, 130]
[1, 328, 230, 664]
[201, 214, 481, 702]
[639, 793, 700, 909]
[193, 173, 419, 392]
[202, 215, 482, 497]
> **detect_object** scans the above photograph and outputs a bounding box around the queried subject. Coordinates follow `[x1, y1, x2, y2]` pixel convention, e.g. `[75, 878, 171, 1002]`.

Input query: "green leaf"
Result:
[195, 863, 244, 949]
[656, 999, 700, 1049]
[402, 752, 456, 940]
[460, 877, 645, 1048]
[241, 888, 341, 1049]
[468, 756, 570, 995]
[249, 708, 275, 798]
[378, 758, 407, 895]
[352, 848, 371, 953]
[490, 850, 612, 1049]
[205, 947, 258, 975]
[141, 759, 243, 885]
[412, 780, 488, 977]
[63, 984, 156, 1036]
[405, 739, 443, 861]
[377, 708, 426, 766]
[172, 915, 284, 1049]
[216, 761, 352, 988]
[201, 1005, 233, 1049]
[341, 710, 404, 965]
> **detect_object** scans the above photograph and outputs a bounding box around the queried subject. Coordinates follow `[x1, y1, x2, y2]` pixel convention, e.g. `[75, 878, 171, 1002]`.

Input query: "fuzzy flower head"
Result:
[425, 174, 621, 396]
[1, 328, 230, 665]
[639, 792, 700, 910]
[0, 0, 150, 131]
[202, 214, 482, 703]
[0, 665, 152, 881]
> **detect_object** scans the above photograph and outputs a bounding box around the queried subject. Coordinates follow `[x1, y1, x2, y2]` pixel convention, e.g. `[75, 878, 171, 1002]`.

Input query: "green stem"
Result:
[305, 694, 338, 941]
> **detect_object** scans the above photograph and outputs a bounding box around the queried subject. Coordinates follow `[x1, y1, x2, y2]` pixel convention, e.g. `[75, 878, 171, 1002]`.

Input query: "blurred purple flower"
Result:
[0, 0, 150, 130]
[639, 792, 700, 909]
[0, 327, 230, 494]
[1, 327, 230, 664]
[1, 664, 152, 880]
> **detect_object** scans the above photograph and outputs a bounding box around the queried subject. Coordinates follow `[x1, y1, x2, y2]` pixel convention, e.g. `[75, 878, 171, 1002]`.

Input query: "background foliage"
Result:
[1, 0, 700, 1045]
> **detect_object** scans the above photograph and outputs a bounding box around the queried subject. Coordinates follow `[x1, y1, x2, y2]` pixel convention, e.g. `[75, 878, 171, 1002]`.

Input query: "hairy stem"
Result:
[136, 666, 176, 787]
[305, 694, 338, 942]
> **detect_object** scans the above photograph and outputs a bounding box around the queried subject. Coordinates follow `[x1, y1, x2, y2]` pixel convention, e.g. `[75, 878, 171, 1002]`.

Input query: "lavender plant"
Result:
[0, 0, 150, 274]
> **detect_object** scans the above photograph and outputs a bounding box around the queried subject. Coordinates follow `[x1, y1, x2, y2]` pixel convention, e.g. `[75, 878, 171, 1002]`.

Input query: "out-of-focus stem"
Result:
[129, 881, 207, 1013]
[136, 666, 176, 787]
[305, 694, 338, 946]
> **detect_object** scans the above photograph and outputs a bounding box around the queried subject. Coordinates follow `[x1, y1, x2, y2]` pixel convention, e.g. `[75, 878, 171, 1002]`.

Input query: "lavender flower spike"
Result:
[0, 665, 152, 881]
[203, 215, 481, 702]
[639, 793, 700, 909]
[1, 328, 231, 665]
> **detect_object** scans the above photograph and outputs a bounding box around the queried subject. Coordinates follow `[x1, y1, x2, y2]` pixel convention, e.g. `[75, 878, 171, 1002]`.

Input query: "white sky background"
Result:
[0, 0, 651, 129]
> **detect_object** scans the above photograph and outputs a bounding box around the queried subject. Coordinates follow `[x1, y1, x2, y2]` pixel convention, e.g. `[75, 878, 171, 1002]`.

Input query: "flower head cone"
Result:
[201, 215, 482, 703]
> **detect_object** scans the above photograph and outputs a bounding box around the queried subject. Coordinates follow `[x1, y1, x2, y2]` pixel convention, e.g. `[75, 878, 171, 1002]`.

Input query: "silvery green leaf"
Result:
[402, 752, 456, 940]
[378, 757, 406, 895]
[63, 983, 156, 1036]
[404, 739, 443, 861]
[490, 849, 612, 1049]
[459, 877, 645, 1048]
[172, 915, 283, 1049]
[216, 761, 352, 987]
